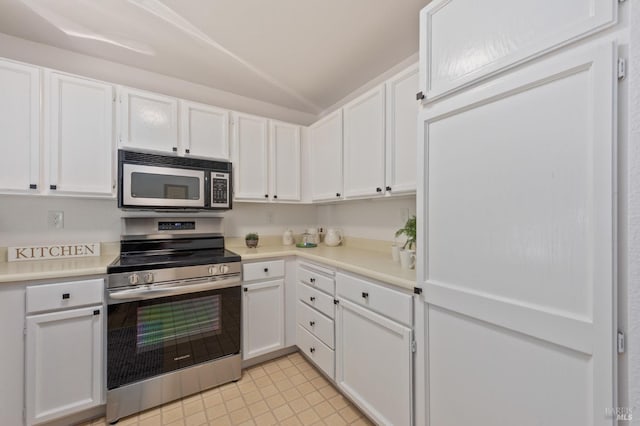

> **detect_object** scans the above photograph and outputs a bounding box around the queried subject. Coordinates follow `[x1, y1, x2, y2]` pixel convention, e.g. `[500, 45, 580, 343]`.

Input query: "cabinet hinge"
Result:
[333, 299, 339, 305]
[618, 58, 626, 80]
[414, 287, 422, 295]
[411, 340, 417, 353]
[618, 331, 625, 354]
[416, 91, 425, 101]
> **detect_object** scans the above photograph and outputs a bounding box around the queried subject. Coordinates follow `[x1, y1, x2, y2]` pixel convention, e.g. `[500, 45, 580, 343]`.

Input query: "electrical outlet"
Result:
[48, 211, 64, 230]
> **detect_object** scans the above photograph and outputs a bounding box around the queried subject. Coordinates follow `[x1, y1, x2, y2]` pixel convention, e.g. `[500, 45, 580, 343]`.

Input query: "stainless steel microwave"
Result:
[117, 150, 232, 210]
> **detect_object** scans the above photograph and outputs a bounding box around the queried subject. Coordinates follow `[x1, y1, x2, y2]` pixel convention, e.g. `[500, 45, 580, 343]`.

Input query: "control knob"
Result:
[143, 273, 154, 283]
[208, 265, 219, 275]
[219, 264, 230, 274]
[128, 274, 140, 285]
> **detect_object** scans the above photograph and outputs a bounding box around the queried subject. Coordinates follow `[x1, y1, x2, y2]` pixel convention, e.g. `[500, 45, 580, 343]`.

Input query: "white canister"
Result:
[391, 245, 400, 262]
[282, 229, 294, 246]
[399, 249, 416, 270]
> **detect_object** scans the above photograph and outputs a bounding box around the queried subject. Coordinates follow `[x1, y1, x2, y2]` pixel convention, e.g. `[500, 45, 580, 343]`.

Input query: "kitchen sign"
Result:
[8, 243, 100, 262]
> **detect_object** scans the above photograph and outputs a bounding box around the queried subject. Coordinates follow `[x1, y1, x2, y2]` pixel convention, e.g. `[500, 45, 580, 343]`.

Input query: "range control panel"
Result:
[158, 221, 196, 231]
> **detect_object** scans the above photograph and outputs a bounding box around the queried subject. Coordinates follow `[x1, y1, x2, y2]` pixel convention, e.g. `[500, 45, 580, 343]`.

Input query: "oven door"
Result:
[121, 163, 206, 208]
[107, 281, 240, 390]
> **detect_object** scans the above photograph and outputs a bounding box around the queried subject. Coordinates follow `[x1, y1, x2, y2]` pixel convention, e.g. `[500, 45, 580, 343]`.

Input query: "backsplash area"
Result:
[0, 195, 415, 247]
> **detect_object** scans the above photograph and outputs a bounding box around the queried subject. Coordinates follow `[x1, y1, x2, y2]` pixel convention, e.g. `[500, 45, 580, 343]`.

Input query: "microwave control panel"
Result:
[211, 173, 230, 208]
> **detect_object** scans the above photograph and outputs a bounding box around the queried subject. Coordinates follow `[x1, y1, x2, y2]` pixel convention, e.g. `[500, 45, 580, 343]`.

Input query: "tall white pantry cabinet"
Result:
[415, 0, 623, 425]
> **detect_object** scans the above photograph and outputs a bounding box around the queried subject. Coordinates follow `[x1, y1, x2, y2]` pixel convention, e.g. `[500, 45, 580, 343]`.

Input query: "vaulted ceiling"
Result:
[0, 0, 430, 114]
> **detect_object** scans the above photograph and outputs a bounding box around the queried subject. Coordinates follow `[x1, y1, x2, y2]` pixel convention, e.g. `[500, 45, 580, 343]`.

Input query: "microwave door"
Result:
[122, 164, 206, 208]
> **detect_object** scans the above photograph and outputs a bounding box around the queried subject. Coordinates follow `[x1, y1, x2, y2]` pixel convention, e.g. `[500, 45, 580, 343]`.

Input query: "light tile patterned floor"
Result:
[81, 352, 374, 426]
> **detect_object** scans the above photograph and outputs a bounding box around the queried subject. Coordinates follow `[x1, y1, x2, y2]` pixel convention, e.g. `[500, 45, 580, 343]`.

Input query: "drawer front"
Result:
[297, 325, 334, 379]
[297, 266, 334, 295]
[336, 273, 412, 326]
[297, 301, 334, 349]
[297, 282, 335, 319]
[26, 278, 104, 314]
[243, 259, 285, 281]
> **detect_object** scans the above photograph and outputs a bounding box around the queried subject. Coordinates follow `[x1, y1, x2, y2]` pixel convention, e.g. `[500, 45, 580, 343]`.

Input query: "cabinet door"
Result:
[309, 110, 343, 201]
[119, 87, 178, 153]
[48, 72, 114, 195]
[180, 100, 229, 160]
[242, 279, 284, 360]
[233, 113, 269, 200]
[0, 60, 40, 193]
[343, 85, 385, 198]
[336, 298, 412, 426]
[270, 120, 300, 201]
[386, 64, 418, 195]
[26, 305, 103, 425]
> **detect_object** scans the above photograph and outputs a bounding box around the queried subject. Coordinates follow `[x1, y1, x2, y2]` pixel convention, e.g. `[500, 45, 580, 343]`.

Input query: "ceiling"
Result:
[0, 0, 430, 114]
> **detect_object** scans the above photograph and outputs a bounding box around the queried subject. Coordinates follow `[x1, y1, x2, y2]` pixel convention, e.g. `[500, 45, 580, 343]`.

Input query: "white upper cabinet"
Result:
[310, 110, 343, 202]
[419, 0, 617, 101]
[47, 72, 114, 196]
[386, 64, 419, 194]
[270, 120, 301, 201]
[118, 87, 179, 153]
[233, 112, 269, 200]
[0, 59, 40, 193]
[343, 85, 385, 199]
[180, 100, 229, 160]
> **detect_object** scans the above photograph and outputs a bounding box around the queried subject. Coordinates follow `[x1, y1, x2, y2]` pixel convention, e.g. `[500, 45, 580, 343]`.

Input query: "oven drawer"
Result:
[243, 260, 285, 281]
[27, 279, 104, 314]
[297, 282, 334, 319]
[297, 325, 334, 379]
[297, 301, 334, 349]
[336, 272, 412, 326]
[297, 265, 334, 295]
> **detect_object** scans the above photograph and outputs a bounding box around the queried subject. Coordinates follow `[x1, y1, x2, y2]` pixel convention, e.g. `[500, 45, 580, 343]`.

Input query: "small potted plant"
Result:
[245, 232, 259, 248]
[395, 215, 416, 250]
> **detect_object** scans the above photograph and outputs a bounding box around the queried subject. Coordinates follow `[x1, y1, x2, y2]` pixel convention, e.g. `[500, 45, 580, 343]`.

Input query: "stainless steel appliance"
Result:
[106, 217, 241, 424]
[118, 149, 232, 210]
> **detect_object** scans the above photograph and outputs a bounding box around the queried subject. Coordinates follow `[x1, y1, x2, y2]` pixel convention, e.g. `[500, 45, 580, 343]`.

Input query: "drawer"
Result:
[243, 259, 285, 281]
[297, 265, 334, 295]
[297, 301, 334, 349]
[26, 279, 104, 314]
[296, 325, 334, 380]
[336, 272, 412, 326]
[297, 282, 334, 319]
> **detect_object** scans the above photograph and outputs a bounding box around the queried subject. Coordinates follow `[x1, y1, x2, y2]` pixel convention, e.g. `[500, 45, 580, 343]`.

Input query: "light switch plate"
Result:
[48, 211, 64, 229]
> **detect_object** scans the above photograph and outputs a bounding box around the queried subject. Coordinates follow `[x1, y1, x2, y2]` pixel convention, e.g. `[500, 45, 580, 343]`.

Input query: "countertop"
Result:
[0, 241, 417, 291]
[227, 243, 417, 291]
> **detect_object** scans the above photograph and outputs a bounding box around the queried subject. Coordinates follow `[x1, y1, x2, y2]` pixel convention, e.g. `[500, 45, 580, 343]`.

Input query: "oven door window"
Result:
[107, 287, 240, 390]
[122, 163, 205, 208]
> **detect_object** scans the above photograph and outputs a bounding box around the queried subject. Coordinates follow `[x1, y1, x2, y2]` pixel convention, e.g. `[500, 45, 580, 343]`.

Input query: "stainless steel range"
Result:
[106, 217, 241, 424]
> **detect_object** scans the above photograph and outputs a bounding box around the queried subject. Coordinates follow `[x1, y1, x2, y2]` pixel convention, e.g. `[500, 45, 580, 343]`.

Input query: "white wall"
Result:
[0, 32, 316, 126]
[222, 202, 317, 238]
[316, 196, 416, 242]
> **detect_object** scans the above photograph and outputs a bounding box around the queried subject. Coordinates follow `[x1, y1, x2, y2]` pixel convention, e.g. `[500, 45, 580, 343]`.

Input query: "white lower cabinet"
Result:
[25, 278, 104, 426]
[336, 273, 413, 426]
[242, 260, 286, 360]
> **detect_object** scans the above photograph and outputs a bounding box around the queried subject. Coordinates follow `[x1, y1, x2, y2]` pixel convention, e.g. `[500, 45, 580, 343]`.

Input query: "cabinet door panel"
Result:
[26, 306, 103, 425]
[270, 121, 300, 201]
[233, 113, 268, 200]
[119, 87, 178, 153]
[0, 60, 39, 192]
[343, 86, 385, 198]
[336, 298, 412, 425]
[180, 100, 229, 160]
[48, 72, 114, 195]
[310, 110, 343, 201]
[386, 64, 419, 194]
[419, 0, 616, 101]
[242, 280, 284, 360]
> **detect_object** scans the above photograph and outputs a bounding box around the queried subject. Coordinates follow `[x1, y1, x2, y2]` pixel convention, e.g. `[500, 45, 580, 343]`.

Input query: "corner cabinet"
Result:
[342, 86, 386, 199]
[118, 87, 179, 153]
[309, 110, 343, 202]
[46, 72, 115, 196]
[179, 100, 229, 160]
[242, 260, 285, 360]
[25, 278, 104, 426]
[0, 59, 40, 193]
[335, 272, 413, 425]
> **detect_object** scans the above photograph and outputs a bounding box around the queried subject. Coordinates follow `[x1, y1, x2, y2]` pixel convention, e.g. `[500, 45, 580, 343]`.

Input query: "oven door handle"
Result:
[108, 276, 240, 302]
